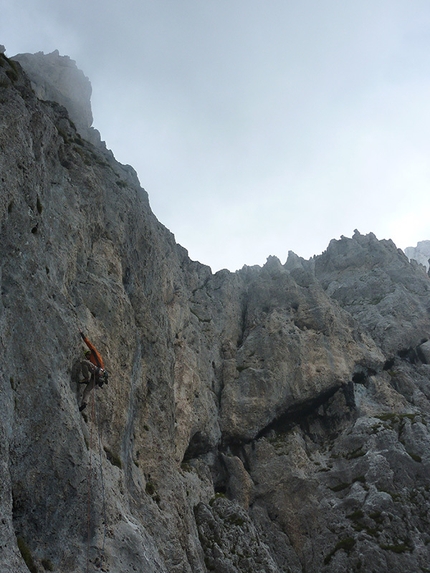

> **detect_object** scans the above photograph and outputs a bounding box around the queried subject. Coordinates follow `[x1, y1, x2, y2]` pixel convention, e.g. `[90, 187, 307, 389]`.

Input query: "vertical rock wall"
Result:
[1, 52, 430, 573]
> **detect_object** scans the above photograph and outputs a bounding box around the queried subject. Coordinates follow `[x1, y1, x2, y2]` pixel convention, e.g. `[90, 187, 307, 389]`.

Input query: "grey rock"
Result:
[1, 51, 430, 573]
[219, 258, 384, 442]
[314, 230, 430, 354]
[11, 50, 101, 145]
[418, 340, 430, 364]
[405, 240, 430, 270]
[195, 497, 280, 573]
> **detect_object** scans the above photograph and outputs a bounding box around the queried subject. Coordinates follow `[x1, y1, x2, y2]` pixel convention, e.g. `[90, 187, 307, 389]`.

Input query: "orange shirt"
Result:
[82, 335, 105, 369]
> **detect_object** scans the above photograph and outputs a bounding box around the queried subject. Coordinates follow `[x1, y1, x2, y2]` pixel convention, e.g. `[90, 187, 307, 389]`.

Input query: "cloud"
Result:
[2, 0, 430, 270]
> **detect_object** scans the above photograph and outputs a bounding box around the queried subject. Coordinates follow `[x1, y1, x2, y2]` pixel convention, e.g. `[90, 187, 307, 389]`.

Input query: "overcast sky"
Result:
[2, 1, 430, 271]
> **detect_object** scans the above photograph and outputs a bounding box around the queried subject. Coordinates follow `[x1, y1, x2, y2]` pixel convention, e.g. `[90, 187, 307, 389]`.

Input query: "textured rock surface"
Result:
[12, 50, 101, 145]
[1, 51, 430, 573]
[405, 240, 430, 271]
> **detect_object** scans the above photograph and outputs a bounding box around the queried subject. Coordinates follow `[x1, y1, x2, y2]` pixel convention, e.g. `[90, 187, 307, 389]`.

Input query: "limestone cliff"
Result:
[12, 51, 100, 146]
[405, 240, 430, 271]
[1, 51, 430, 573]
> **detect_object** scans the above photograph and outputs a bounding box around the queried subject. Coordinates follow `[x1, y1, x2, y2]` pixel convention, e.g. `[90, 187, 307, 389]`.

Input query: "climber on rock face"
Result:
[79, 331, 108, 411]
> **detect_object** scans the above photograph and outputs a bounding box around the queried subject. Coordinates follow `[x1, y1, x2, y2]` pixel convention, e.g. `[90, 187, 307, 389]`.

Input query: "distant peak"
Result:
[12, 50, 100, 144]
[404, 240, 430, 270]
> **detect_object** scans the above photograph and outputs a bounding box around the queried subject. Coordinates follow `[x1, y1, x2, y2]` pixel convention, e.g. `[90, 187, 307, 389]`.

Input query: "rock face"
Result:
[1, 51, 430, 573]
[405, 240, 430, 271]
[12, 50, 100, 145]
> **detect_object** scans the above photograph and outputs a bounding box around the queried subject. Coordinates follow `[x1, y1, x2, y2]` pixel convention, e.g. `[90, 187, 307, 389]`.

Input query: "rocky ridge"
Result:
[1, 51, 430, 573]
[405, 241, 430, 271]
[12, 50, 101, 146]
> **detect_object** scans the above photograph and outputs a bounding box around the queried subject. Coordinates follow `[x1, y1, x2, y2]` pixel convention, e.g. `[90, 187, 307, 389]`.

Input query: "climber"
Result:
[79, 331, 108, 412]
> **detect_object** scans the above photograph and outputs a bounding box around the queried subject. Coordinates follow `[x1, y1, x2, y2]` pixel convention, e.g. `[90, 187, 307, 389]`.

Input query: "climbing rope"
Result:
[86, 382, 96, 573]
[95, 386, 108, 558]
[85, 377, 107, 571]
[74, 314, 108, 569]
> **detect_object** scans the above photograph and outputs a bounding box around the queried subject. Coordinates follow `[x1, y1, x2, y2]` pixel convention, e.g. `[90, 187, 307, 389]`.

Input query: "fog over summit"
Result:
[2, 1, 430, 270]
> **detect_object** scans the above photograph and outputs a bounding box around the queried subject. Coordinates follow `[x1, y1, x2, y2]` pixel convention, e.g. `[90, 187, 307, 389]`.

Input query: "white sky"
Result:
[1, 0, 430, 271]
